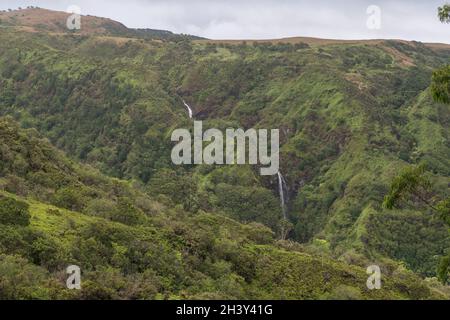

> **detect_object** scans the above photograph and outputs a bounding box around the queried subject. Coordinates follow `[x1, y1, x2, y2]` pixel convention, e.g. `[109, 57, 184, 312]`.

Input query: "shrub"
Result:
[431, 65, 450, 104]
[324, 285, 363, 300]
[110, 197, 146, 226]
[52, 187, 87, 212]
[0, 197, 30, 226]
[0, 254, 53, 299]
[84, 198, 117, 218]
[214, 183, 279, 228]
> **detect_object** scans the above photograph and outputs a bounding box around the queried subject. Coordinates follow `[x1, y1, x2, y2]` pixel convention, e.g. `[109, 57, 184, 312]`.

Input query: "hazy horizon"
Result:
[1, 0, 449, 43]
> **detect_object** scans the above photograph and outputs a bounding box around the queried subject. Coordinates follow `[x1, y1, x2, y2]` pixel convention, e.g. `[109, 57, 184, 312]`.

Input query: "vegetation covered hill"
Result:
[2, 116, 446, 299]
[0, 8, 449, 298]
[0, 7, 202, 40]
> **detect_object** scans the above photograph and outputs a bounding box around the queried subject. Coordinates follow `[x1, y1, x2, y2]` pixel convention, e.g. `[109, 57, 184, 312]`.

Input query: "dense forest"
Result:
[0, 7, 448, 299]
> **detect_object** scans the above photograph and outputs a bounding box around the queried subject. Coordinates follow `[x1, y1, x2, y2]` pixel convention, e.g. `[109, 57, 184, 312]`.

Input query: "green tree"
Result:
[0, 197, 30, 226]
[432, 5, 450, 103]
[147, 169, 199, 212]
[214, 183, 280, 229]
[0, 254, 54, 299]
[431, 65, 450, 104]
[110, 197, 146, 226]
[52, 187, 87, 212]
[383, 165, 450, 283]
[438, 4, 450, 23]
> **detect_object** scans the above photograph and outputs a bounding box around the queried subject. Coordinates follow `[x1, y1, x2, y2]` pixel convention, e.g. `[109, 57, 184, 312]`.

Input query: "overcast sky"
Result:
[1, 0, 449, 43]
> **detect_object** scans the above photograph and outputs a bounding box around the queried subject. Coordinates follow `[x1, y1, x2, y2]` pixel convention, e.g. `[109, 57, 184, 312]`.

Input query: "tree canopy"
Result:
[432, 5, 450, 102]
[383, 165, 449, 284]
[438, 4, 450, 23]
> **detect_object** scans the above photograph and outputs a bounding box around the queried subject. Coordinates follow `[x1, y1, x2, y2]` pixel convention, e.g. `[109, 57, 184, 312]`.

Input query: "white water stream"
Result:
[277, 172, 288, 220]
[182, 99, 193, 119]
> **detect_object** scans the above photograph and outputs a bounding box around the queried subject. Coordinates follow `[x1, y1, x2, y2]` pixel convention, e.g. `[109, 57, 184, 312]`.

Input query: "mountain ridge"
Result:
[0, 7, 203, 40]
[199, 37, 450, 49]
[2, 8, 450, 47]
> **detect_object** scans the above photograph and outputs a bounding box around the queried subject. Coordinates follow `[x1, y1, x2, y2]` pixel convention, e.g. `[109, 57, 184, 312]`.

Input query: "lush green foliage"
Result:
[0, 196, 30, 226]
[432, 65, 450, 104]
[0, 8, 449, 299]
[0, 31, 449, 276]
[0, 117, 447, 299]
[438, 4, 450, 23]
[383, 163, 450, 283]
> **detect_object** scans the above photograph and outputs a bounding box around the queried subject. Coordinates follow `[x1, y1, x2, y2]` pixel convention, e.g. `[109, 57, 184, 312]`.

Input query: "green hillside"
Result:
[0, 8, 449, 299]
[0, 116, 448, 300]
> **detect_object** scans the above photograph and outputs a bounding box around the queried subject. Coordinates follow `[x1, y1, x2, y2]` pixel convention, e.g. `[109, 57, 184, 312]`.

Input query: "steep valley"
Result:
[0, 8, 449, 299]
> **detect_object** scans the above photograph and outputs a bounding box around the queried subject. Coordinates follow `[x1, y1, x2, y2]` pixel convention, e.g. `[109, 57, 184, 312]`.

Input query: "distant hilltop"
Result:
[0, 7, 204, 40]
[1, 7, 449, 49]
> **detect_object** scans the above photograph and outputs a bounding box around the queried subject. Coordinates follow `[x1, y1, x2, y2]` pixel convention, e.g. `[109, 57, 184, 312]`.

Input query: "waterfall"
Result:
[277, 172, 288, 220]
[182, 99, 193, 119]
